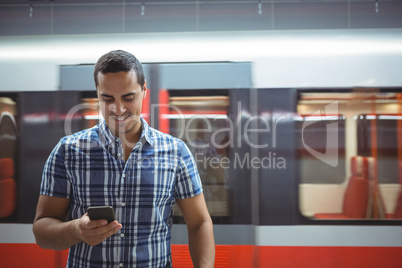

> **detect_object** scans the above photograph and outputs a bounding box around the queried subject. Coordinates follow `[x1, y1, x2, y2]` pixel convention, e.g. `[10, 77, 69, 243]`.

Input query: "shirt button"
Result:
[122, 173, 126, 178]
[117, 153, 121, 157]
[119, 263, 123, 267]
[122, 202, 125, 207]
[120, 233, 125, 238]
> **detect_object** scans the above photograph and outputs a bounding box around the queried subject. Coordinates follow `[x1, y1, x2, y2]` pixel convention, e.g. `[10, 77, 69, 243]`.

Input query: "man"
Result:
[33, 50, 215, 267]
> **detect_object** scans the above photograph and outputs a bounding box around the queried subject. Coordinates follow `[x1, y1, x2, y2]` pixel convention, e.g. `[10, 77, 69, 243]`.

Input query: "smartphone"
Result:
[87, 206, 115, 223]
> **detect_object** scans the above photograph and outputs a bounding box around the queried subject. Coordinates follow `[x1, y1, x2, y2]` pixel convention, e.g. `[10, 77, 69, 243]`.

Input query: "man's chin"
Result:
[107, 120, 139, 135]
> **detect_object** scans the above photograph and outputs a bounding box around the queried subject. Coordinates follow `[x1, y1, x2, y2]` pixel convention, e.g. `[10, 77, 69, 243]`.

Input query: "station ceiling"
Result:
[0, 0, 401, 36]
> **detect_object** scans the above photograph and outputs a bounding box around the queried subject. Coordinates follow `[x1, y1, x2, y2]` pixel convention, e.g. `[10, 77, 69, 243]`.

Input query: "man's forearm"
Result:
[188, 220, 215, 268]
[33, 217, 81, 250]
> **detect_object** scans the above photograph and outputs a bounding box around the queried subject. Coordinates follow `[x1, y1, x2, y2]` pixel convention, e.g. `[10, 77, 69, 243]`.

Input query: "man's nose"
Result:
[110, 101, 126, 115]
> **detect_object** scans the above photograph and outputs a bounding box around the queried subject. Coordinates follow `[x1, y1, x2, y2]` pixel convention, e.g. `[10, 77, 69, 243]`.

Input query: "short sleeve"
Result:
[40, 138, 71, 199]
[174, 140, 203, 200]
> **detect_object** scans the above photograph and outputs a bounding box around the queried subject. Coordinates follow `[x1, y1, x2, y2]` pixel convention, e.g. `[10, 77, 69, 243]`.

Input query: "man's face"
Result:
[97, 70, 146, 139]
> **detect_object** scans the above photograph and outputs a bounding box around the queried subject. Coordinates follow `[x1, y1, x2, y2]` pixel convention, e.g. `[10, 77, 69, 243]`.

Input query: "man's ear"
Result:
[143, 81, 147, 99]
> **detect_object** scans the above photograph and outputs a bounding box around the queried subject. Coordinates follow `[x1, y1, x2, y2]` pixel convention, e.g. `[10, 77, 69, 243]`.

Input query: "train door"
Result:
[17, 91, 94, 223]
[145, 62, 255, 267]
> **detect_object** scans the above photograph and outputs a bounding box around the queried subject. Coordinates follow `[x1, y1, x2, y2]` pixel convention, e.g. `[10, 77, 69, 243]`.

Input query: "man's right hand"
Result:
[75, 213, 122, 246]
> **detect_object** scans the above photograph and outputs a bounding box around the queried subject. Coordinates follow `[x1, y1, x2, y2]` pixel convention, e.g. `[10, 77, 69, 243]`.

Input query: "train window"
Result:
[298, 91, 402, 220]
[165, 90, 231, 224]
[0, 96, 18, 222]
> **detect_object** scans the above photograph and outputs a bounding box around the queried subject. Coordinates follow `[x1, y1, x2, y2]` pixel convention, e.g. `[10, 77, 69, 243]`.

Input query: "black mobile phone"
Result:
[87, 206, 115, 223]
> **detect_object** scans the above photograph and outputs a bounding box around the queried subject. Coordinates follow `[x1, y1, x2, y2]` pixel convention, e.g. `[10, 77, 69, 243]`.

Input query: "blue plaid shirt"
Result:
[41, 118, 202, 267]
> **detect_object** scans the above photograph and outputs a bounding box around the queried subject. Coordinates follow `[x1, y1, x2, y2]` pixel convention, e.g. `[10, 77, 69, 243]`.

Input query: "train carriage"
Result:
[0, 29, 402, 267]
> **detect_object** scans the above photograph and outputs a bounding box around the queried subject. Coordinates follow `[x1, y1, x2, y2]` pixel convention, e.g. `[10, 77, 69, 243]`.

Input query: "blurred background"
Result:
[0, 1, 402, 267]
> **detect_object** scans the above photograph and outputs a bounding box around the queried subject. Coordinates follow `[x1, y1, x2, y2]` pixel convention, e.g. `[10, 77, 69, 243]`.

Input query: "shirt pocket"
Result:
[69, 162, 120, 207]
[135, 156, 176, 201]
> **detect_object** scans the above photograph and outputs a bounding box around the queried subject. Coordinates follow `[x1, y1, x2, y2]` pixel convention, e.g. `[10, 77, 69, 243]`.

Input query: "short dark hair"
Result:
[94, 50, 145, 89]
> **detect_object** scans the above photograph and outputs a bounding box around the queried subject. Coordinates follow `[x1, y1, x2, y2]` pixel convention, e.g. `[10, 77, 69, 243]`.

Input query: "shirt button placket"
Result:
[120, 171, 126, 264]
[116, 138, 122, 159]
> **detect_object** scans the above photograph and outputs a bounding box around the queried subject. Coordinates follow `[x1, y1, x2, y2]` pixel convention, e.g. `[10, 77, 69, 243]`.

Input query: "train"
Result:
[1, 29, 402, 267]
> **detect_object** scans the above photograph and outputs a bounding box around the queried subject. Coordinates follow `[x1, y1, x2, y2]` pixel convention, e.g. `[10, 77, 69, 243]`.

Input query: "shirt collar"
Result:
[140, 117, 154, 146]
[98, 117, 154, 147]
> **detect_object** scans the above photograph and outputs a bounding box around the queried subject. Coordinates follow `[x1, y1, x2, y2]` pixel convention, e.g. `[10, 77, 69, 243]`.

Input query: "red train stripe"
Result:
[172, 245, 254, 268]
[1, 244, 401, 267]
[0, 244, 68, 268]
[159, 89, 170, 134]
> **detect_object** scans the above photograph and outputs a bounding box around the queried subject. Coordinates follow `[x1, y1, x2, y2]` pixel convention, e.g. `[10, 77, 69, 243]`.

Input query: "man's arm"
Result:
[176, 193, 215, 268]
[33, 195, 122, 250]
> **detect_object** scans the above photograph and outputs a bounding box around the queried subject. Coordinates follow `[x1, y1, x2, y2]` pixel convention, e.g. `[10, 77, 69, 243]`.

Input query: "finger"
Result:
[89, 220, 120, 235]
[87, 224, 122, 246]
[97, 221, 121, 234]
[80, 222, 122, 246]
[92, 221, 122, 241]
[85, 218, 108, 229]
[100, 222, 122, 238]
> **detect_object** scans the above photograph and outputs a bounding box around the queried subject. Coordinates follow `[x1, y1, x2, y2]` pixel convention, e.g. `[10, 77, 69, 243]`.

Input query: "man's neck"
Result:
[116, 124, 142, 146]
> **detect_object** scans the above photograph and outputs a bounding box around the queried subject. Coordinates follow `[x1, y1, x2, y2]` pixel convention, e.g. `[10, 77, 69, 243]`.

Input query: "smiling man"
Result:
[33, 50, 215, 268]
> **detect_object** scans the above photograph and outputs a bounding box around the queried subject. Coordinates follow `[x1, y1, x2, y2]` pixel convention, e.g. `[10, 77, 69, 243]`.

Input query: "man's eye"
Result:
[103, 98, 113, 102]
[124, 96, 135, 101]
